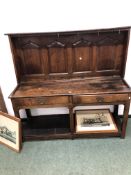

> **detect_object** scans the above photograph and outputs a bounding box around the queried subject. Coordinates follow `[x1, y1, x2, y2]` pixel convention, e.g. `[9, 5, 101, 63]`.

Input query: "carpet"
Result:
[0, 119, 131, 175]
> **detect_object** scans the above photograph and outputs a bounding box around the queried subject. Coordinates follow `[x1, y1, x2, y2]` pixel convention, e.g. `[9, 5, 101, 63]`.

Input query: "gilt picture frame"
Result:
[0, 111, 21, 152]
[76, 109, 118, 134]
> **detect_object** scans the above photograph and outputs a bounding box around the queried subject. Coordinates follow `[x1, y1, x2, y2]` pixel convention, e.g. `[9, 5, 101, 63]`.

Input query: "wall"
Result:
[0, 0, 131, 117]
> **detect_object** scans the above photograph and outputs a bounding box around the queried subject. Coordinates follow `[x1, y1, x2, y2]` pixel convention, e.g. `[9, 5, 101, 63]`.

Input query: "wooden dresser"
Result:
[7, 27, 131, 141]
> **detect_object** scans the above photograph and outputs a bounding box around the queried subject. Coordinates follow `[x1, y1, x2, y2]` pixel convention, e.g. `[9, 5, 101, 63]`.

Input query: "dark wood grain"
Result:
[7, 27, 130, 83]
[10, 76, 130, 98]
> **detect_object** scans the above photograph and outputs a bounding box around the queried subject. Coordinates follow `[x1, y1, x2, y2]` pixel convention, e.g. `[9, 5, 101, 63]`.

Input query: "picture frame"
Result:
[75, 109, 118, 134]
[0, 111, 21, 152]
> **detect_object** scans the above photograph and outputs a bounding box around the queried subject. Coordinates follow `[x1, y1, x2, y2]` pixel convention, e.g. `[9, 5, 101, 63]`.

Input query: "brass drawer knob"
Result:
[96, 96, 104, 103]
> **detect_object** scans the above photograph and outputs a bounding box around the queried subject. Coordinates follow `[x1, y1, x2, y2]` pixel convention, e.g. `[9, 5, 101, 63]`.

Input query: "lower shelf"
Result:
[23, 128, 72, 141]
[21, 113, 122, 141]
[74, 131, 121, 138]
[22, 114, 71, 141]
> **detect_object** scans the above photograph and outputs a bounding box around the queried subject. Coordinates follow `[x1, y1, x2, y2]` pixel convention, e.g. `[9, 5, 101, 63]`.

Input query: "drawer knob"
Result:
[96, 97, 104, 103]
[37, 99, 46, 105]
[40, 102, 45, 105]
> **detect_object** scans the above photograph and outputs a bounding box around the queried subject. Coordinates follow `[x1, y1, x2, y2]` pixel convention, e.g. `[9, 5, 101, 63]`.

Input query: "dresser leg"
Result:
[11, 100, 20, 118]
[121, 100, 130, 138]
[25, 109, 32, 118]
[13, 108, 20, 118]
[114, 105, 118, 117]
[69, 107, 74, 135]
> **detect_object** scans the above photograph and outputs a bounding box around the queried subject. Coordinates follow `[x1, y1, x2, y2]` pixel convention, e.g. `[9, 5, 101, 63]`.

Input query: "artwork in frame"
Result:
[76, 109, 118, 134]
[0, 111, 21, 152]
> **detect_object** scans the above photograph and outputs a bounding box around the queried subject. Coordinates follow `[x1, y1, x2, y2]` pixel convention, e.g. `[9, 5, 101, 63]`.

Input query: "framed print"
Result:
[76, 109, 118, 134]
[0, 111, 21, 152]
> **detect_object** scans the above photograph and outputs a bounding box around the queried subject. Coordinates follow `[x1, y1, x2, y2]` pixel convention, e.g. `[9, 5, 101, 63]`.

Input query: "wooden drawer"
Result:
[12, 96, 69, 107]
[73, 94, 129, 104]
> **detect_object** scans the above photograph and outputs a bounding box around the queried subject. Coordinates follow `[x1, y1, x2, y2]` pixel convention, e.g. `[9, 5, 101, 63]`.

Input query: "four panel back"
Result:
[8, 28, 130, 83]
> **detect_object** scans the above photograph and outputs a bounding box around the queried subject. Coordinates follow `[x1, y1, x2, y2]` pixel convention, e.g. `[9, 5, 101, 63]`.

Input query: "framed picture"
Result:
[75, 109, 118, 134]
[0, 111, 21, 152]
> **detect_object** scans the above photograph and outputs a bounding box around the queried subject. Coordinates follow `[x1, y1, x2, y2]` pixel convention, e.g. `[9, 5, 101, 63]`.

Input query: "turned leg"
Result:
[121, 100, 130, 138]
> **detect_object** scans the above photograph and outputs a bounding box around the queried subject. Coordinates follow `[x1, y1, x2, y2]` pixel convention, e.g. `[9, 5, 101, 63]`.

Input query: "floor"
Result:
[0, 120, 131, 175]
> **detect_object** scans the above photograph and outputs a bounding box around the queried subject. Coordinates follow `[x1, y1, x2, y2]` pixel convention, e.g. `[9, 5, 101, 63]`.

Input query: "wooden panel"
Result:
[73, 94, 129, 104]
[115, 45, 124, 70]
[73, 47, 92, 72]
[12, 96, 69, 107]
[7, 27, 130, 82]
[16, 49, 27, 75]
[48, 48, 67, 74]
[40, 48, 48, 75]
[96, 46, 115, 71]
[23, 49, 42, 74]
[66, 47, 73, 75]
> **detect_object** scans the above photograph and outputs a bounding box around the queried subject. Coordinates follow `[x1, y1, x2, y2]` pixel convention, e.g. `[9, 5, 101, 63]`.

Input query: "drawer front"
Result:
[12, 96, 69, 107]
[73, 94, 129, 104]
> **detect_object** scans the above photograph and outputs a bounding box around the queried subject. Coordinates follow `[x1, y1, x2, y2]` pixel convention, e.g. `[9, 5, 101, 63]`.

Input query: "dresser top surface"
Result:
[10, 76, 130, 98]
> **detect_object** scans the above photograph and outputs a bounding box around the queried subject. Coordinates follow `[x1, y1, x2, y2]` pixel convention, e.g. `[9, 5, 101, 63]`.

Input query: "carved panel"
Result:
[47, 40, 65, 48]
[96, 46, 115, 71]
[8, 28, 129, 82]
[21, 40, 40, 48]
[73, 38, 92, 47]
[48, 48, 67, 74]
[16, 49, 27, 76]
[72, 46, 92, 72]
[23, 49, 42, 74]
[115, 45, 124, 70]
[96, 36, 122, 46]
